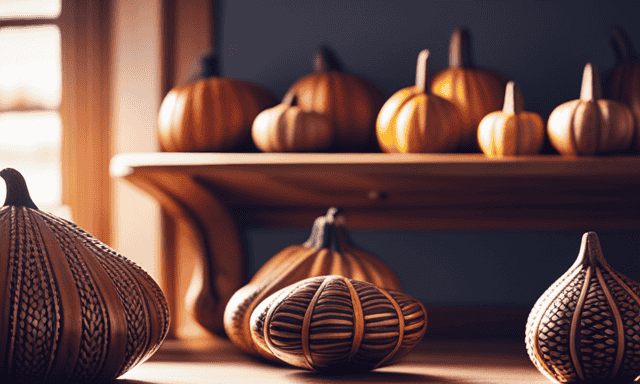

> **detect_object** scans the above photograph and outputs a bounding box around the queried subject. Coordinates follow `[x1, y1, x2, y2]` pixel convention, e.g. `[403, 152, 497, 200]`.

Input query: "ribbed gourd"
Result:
[526, 232, 640, 384]
[250, 275, 427, 373]
[0, 168, 170, 383]
[223, 208, 402, 361]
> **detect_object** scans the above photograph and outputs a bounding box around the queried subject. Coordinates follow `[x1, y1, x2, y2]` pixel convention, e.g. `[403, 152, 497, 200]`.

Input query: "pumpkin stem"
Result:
[303, 207, 348, 250]
[1, 168, 38, 209]
[200, 52, 220, 78]
[449, 27, 473, 68]
[580, 63, 601, 101]
[314, 47, 342, 72]
[574, 232, 610, 269]
[415, 49, 429, 93]
[610, 26, 638, 63]
[503, 81, 524, 115]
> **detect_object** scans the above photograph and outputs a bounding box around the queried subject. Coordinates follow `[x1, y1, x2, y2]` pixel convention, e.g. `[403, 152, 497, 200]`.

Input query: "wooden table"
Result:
[110, 153, 640, 338]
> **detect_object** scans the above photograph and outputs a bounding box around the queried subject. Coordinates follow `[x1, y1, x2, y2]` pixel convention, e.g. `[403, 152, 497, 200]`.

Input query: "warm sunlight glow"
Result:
[0, 0, 61, 19]
[0, 25, 61, 110]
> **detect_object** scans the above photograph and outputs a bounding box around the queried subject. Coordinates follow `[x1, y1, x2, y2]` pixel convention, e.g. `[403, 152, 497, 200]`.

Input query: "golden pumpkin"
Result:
[0, 168, 170, 383]
[431, 28, 509, 151]
[477, 81, 545, 157]
[548, 63, 634, 156]
[287, 48, 385, 151]
[251, 92, 334, 152]
[157, 53, 277, 152]
[223, 208, 402, 361]
[376, 49, 463, 153]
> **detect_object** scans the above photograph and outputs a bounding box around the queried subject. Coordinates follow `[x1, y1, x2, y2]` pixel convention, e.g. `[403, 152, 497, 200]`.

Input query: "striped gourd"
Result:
[250, 275, 427, 373]
[525, 232, 640, 383]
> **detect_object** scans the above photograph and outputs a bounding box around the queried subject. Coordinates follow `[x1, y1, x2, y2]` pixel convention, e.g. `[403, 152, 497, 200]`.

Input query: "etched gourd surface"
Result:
[604, 271, 640, 374]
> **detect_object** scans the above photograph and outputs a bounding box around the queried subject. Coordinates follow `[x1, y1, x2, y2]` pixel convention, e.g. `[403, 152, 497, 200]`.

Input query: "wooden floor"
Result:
[117, 336, 549, 384]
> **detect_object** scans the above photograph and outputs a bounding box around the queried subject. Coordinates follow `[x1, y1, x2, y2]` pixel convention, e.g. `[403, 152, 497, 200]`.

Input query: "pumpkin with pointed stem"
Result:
[376, 49, 463, 153]
[548, 63, 634, 156]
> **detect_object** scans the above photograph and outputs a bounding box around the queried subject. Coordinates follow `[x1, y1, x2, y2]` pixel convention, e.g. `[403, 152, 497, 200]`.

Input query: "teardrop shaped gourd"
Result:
[376, 49, 464, 153]
[0, 168, 170, 383]
[250, 275, 427, 373]
[477, 81, 545, 157]
[547, 63, 635, 156]
[223, 208, 402, 360]
[525, 232, 640, 384]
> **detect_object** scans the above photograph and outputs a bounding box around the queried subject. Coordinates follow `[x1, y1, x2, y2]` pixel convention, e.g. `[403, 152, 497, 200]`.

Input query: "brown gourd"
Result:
[376, 49, 464, 153]
[250, 275, 427, 373]
[0, 168, 170, 383]
[547, 63, 634, 156]
[477, 81, 545, 157]
[157, 53, 277, 152]
[526, 232, 640, 383]
[251, 92, 334, 152]
[431, 28, 509, 150]
[223, 208, 402, 361]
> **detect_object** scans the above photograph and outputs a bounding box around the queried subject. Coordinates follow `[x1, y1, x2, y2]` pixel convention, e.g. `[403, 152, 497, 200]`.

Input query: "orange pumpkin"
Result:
[477, 81, 545, 157]
[548, 63, 634, 156]
[431, 28, 509, 150]
[287, 48, 384, 151]
[157, 53, 277, 152]
[376, 49, 463, 153]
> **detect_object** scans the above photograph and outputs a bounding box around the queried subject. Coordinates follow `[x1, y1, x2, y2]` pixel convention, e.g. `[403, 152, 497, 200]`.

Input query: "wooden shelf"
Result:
[109, 152, 640, 337]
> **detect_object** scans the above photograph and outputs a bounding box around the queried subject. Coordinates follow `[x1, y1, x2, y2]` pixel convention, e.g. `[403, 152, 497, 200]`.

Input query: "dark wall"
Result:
[217, 1, 640, 309]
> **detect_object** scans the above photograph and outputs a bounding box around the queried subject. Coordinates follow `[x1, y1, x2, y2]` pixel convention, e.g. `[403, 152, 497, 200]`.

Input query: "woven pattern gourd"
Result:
[0, 168, 170, 383]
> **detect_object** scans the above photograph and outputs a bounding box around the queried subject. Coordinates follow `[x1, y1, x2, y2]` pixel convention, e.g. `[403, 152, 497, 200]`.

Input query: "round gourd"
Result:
[431, 28, 509, 150]
[376, 49, 463, 153]
[157, 53, 277, 152]
[286, 48, 385, 151]
[223, 208, 402, 361]
[250, 275, 427, 373]
[526, 232, 640, 383]
[477, 81, 545, 157]
[251, 92, 334, 152]
[0, 168, 170, 383]
[548, 63, 634, 156]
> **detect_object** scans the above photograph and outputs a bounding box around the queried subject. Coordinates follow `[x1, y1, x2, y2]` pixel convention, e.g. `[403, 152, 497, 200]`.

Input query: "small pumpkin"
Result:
[250, 275, 427, 373]
[547, 63, 634, 156]
[477, 81, 545, 157]
[157, 53, 278, 152]
[376, 49, 464, 153]
[251, 91, 334, 152]
[431, 28, 509, 150]
[286, 48, 385, 151]
[0, 168, 170, 383]
[223, 208, 402, 361]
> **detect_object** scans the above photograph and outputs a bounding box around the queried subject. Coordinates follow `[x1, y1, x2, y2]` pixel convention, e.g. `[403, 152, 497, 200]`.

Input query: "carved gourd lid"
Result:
[0, 168, 170, 382]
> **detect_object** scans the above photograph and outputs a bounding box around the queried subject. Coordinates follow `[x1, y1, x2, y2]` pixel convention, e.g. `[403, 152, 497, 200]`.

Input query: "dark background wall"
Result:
[214, 1, 640, 314]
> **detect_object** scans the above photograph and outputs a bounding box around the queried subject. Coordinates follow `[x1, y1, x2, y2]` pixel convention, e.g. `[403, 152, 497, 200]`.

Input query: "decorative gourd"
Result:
[477, 81, 545, 157]
[286, 48, 385, 151]
[547, 63, 634, 156]
[376, 49, 464, 153]
[0, 168, 170, 383]
[606, 27, 640, 149]
[157, 53, 278, 152]
[251, 92, 334, 152]
[223, 208, 402, 361]
[525, 232, 640, 384]
[250, 275, 427, 373]
[431, 28, 509, 150]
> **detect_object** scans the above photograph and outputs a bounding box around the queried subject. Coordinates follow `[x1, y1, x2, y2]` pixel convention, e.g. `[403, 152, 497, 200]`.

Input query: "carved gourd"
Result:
[547, 63, 635, 155]
[223, 208, 402, 361]
[250, 275, 427, 373]
[0, 168, 170, 383]
[525, 232, 640, 384]
[477, 81, 545, 157]
[376, 49, 464, 153]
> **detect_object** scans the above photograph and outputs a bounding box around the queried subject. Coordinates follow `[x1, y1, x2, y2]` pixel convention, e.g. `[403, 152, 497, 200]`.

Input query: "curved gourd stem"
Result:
[573, 231, 611, 269]
[302, 207, 347, 250]
[313, 46, 342, 72]
[200, 52, 220, 78]
[1, 168, 38, 209]
[449, 27, 473, 68]
[503, 81, 524, 115]
[579, 63, 601, 101]
[611, 26, 638, 63]
[415, 49, 429, 93]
